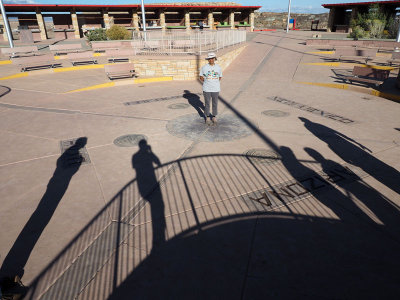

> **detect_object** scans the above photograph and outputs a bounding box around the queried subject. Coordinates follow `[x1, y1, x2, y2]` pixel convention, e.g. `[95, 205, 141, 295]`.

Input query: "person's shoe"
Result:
[0, 276, 27, 299]
[211, 116, 217, 124]
[205, 116, 212, 125]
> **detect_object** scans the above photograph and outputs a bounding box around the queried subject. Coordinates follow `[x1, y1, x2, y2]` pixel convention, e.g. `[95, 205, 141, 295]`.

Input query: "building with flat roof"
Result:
[0, 2, 261, 41]
[322, 0, 400, 32]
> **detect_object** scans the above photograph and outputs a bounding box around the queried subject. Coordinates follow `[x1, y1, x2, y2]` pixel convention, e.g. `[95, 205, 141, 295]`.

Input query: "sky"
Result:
[3, 0, 394, 14]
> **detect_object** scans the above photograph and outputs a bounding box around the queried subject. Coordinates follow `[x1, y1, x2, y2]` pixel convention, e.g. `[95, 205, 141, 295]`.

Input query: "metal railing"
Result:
[131, 29, 246, 55]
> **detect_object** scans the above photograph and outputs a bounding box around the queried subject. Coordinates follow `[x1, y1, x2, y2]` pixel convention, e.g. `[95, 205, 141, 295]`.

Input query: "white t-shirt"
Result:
[200, 63, 223, 92]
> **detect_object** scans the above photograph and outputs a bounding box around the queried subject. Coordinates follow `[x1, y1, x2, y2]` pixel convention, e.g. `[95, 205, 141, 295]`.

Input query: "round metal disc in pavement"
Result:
[113, 134, 147, 147]
[166, 114, 253, 142]
[243, 148, 281, 164]
[168, 103, 190, 109]
[262, 110, 289, 117]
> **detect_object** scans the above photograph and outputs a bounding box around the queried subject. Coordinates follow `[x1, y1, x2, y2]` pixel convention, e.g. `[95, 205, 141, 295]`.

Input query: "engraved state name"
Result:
[267, 96, 355, 124]
[242, 164, 367, 209]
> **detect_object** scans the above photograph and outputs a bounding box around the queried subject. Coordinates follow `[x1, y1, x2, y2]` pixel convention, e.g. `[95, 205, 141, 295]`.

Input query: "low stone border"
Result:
[132, 44, 247, 80]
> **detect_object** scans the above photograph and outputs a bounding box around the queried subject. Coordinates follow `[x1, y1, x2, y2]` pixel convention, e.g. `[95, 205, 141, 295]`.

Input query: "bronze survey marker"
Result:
[59, 138, 91, 168]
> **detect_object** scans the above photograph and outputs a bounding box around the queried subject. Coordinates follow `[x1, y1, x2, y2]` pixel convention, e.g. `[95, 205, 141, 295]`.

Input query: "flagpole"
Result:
[140, 0, 147, 41]
[0, 0, 14, 47]
[286, 0, 292, 33]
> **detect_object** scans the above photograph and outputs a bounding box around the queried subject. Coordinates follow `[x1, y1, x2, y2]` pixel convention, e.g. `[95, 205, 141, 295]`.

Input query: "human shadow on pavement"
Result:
[183, 89, 205, 118]
[299, 117, 400, 196]
[0, 137, 87, 294]
[304, 147, 400, 234]
[279, 146, 368, 222]
[132, 139, 166, 249]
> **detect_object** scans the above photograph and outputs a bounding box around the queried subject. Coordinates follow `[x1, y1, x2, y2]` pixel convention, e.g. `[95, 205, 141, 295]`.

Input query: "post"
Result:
[160, 9, 166, 32]
[286, 0, 292, 33]
[250, 11, 255, 32]
[132, 10, 139, 32]
[71, 9, 80, 39]
[208, 10, 214, 30]
[327, 7, 336, 33]
[0, 0, 13, 47]
[103, 10, 111, 29]
[36, 9, 47, 40]
[349, 7, 358, 34]
[185, 10, 190, 32]
[230, 10, 235, 29]
[140, 0, 147, 41]
[0, 13, 8, 41]
[395, 20, 400, 52]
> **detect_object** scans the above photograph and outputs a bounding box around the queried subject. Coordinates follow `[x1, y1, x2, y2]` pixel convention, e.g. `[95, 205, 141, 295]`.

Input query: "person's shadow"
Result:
[304, 147, 400, 235]
[279, 146, 373, 223]
[132, 140, 166, 250]
[183, 90, 205, 118]
[0, 137, 88, 292]
[299, 117, 400, 197]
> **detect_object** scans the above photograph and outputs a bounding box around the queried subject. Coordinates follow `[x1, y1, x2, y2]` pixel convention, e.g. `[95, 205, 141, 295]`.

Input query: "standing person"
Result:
[198, 20, 204, 31]
[199, 52, 222, 125]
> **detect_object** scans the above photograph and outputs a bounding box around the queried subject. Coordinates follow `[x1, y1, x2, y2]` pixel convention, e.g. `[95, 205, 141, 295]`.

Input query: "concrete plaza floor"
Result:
[0, 31, 400, 299]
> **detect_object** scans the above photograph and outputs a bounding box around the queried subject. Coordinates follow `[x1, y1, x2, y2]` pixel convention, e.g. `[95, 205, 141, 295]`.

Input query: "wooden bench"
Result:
[68, 51, 97, 66]
[311, 20, 319, 31]
[334, 47, 377, 64]
[49, 43, 83, 55]
[387, 51, 400, 66]
[1, 46, 39, 58]
[104, 63, 135, 80]
[105, 48, 135, 63]
[343, 66, 390, 87]
[13, 54, 62, 72]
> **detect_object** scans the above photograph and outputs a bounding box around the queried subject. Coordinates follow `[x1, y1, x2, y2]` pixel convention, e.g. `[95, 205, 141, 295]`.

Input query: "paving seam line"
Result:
[0, 101, 172, 121]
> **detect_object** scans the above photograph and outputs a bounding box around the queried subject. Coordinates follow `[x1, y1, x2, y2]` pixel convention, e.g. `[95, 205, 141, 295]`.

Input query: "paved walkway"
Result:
[0, 31, 400, 299]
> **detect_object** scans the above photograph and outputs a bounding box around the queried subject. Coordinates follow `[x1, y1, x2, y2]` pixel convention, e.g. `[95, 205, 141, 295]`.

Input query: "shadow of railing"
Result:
[24, 147, 400, 299]
[22, 151, 324, 299]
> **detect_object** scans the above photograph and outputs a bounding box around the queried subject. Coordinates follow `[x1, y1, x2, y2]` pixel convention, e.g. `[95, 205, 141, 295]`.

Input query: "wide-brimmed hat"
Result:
[205, 52, 217, 60]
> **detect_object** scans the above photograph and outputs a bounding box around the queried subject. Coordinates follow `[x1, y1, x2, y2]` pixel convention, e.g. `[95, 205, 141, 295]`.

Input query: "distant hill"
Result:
[152, 2, 240, 5]
[255, 12, 329, 30]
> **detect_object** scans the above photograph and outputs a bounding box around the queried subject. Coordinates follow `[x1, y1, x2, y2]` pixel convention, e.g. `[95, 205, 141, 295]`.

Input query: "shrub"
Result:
[106, 25, 131, 40]
[368, 19, 386, 38]
[349, 4, 388, 40]
[350, 25, 369, 40]
[86, 28, 107, 41]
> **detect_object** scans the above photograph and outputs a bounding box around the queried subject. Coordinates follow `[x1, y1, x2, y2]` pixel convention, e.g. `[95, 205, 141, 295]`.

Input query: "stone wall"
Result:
[255, 12, 329, 30]
[132, 44, 246, 80]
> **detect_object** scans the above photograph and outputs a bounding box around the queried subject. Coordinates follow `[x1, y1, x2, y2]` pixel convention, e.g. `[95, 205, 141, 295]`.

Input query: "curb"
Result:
[66, 76, 174, 93]
[296, 81, 400, 103]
